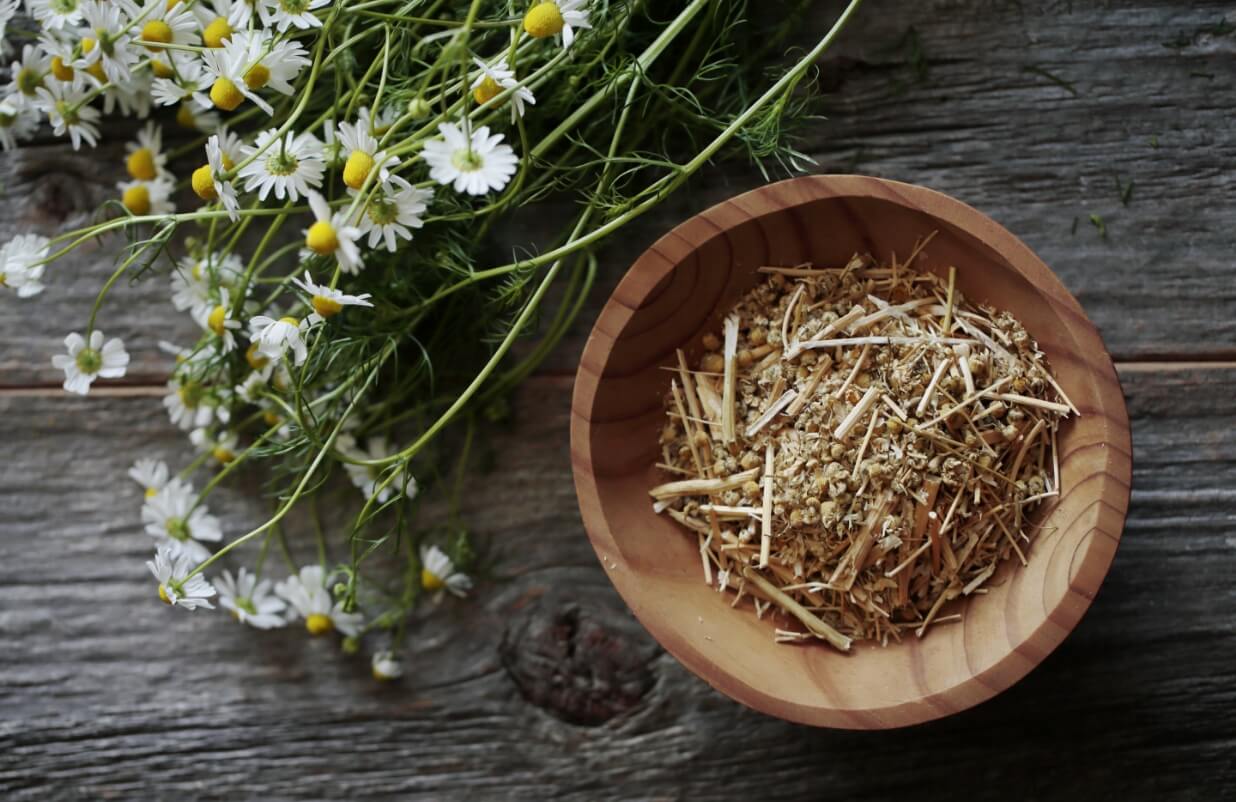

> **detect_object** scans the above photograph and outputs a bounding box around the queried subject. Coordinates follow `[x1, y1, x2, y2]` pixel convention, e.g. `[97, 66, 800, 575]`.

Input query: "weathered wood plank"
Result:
[3, 1, 1236, 387]
[1, 366, 1234, 798]
[537, 0, 1236, 371]
[0, 142, 197, 386]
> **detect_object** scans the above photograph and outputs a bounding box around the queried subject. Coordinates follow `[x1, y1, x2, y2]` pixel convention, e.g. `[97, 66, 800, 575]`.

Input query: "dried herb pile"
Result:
[651, 241, 1076, 650]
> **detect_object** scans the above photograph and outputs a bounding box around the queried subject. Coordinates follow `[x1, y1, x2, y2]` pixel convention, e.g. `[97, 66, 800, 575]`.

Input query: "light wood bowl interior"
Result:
[570, 175, 1131, 729]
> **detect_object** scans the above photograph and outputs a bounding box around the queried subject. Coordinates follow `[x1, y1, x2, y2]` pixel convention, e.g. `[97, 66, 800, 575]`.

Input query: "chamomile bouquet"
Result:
[0, 0, 862, 677]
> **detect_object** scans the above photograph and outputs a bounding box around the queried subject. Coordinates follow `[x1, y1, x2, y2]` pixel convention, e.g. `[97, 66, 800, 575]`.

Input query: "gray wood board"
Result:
[1, 366, 1233, 799]
[3, 1, 1236, 387]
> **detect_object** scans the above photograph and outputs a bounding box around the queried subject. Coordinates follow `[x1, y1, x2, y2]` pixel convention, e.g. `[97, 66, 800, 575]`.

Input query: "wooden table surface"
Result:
[3, 2, 1234, 798]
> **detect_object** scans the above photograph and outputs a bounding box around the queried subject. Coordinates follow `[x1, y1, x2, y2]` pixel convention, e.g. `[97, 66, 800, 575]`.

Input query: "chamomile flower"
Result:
[51, 330, 128, 395]
[171, 252, 243, 321]
[248, 313, 309, 365]
[189, 426, 239, 464]
[28, 0, 83, 31]
[290, 271, 372, 320]
[129, 457, 170, 497]
[141, 478, 223, 562]
[212, 125, 245, 165]
[8, 45, 49, 107]
[471, 56, 535, 119]
[238, 127, 325, 201]
[302, 190, 363, 274]
[336, 111, 398, 190]
[422, 121, 518, 196]
[419, 544, 472, 598]
[336, 433, 409, 504]
[257, 0, 331, 33]
[35, 80, 100, 149]
[194, 0, 255, 39]
[174, 100, 220, 132]
[152, 53, 211, 108]
[360, 104, 400, 138]
[522, 0, 591, 48]
[159, 339, 215, 375]
[39, 32, 78, 82]
[235, 370, 268, 403]
[217, 568, 287, 629]
[101, 78, 154, 118]
[192, 133, 241, 219]
[117, 176, 175, 216]
[132, 0, 200, 53]
[163, 376, 226, 430]
[200, 288, 242, 352]
[124, 121, 169, 182]
[147, 543, 216, 610]
[202, 30, 309, 115]
[76, 0, 140, 85]
[0, 233, 49, 298]
[371, 650, 403, 681]
[275, 565, 363, 637]
[351, 177, 431, 252]
[0, 96, 38, 151]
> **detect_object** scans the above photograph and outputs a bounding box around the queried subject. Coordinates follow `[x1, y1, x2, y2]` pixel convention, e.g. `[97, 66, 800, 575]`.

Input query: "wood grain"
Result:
[2, 2, 1235, 388]
[1, 368, 1233, 798]
[572, 175, 1132, 728]
[0, 0, 1232, 793]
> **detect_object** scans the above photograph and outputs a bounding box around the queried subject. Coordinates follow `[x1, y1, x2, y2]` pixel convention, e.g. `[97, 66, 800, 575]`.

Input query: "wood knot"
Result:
[500, 597, 658, 726]
[14, 155, 105, 224]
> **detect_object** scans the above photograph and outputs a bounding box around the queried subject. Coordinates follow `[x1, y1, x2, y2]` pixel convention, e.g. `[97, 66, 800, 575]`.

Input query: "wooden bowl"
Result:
[570, 175, 1131, 729]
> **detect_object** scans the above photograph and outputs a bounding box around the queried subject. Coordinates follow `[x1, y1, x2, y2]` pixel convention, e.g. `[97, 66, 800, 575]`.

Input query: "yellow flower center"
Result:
[473, 75, 501, 105]
[191, 164, 217, 200]
[523, 2, 564, 38]
[16, 67, 44, 96]
[81, 37, 96, 54]
[178, 381, 204, 408]
[141, 20, 174, 50]
[311, 294, 343, 318]
[145, 486, 159, 498]
[342, 149, 374, 190]
[158, 584, 171, 604]
[244, 64, 271, 91]
[127, 147, 157, 181]
[305, 613, 334, 635]
[151, 58, 174, 79]
[166, 0, 182, 8]
[75, 347, 102, 374]
[421, 568, 444, 591]
[245, 342, 270, 370]
[261, 409, 281, 426]
[50, 56, 74, 81]
[305, 221, 338, 255]
[210, 77, 244, 111]
[203, 17, 233, 48]
[176, 103, 198, 129]
[212, 445, 235, 463]
[122, 184, 151, 215]
[278, 315, 300, 327]
[85, 60, 107, 83]
[207, 304, 227, 335]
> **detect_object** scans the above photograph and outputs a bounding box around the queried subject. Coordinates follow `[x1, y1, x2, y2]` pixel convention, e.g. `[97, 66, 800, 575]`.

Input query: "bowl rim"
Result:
[570, 174, 1132, 728]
